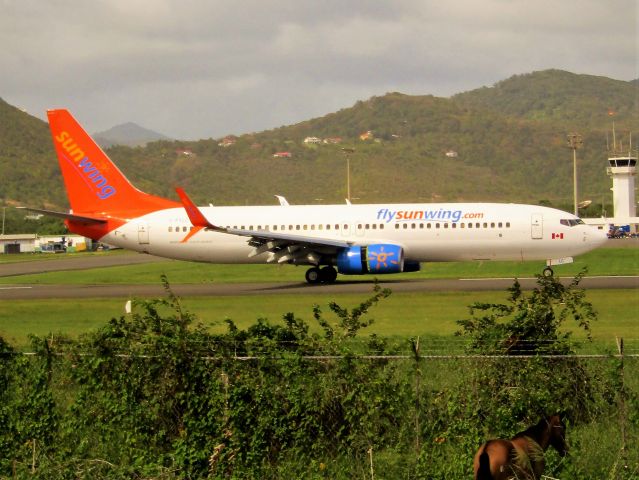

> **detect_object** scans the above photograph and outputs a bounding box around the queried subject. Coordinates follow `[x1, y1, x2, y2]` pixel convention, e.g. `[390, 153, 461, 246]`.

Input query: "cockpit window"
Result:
[560, 218, 585, 227]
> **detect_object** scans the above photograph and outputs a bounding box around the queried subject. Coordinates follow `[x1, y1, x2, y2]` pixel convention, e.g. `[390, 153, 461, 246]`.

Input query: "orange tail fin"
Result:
[47, 109, 179, 216]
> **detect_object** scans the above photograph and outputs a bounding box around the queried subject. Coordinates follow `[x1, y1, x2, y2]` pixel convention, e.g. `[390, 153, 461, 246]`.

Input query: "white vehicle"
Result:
[23, 109, 608, 283]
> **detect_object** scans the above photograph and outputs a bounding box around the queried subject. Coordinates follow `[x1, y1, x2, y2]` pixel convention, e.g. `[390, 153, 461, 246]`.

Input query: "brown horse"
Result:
[473, 415, 568, 480]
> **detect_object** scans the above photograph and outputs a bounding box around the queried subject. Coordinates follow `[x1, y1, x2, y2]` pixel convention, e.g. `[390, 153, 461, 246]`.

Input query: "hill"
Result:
[93, 122, 170, 148]
[1, 70, 637, 221]
[0, 98, 66, 208]
[452, 69, 638, 128]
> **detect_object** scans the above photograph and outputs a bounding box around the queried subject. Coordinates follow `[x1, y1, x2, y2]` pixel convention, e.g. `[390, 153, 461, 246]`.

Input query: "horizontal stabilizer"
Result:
[175, 187, 225, 232]
[16, 206, 107, 224]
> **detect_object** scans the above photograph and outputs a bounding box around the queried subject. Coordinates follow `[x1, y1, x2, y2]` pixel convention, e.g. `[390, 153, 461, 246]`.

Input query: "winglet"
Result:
[175, 187, 225, 231]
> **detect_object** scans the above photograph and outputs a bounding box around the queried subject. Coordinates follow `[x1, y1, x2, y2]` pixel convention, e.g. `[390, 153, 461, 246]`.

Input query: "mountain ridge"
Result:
[93, 122, 171, 148]
[1, 70, 637, 217]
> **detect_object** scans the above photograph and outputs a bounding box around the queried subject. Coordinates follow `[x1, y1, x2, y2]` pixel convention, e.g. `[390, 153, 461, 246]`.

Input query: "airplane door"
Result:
[531, 214, 543, 239]
[138, 223, 150, 244]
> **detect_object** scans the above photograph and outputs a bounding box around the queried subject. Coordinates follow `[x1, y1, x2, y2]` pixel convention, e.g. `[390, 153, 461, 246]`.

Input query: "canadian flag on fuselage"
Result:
[47, 109, 179, 217]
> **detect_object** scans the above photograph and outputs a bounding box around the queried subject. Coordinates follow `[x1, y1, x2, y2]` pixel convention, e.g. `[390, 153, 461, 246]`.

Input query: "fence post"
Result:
[616, 336, 627, 468]
[411, 336, 421, 454]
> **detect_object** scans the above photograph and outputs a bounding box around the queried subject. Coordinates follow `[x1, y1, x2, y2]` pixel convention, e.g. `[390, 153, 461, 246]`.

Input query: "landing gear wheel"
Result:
[305, 267, 321, 284]
[543, 266, 554, 277]
[319, 266, 338, 283]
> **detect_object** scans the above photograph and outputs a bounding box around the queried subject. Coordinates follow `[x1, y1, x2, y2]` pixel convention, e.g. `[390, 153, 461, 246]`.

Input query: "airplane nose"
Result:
[587, 227, 608, 248]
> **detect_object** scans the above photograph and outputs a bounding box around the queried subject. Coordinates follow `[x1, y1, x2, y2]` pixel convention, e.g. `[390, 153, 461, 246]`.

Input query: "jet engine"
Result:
[336, 244, 410, 274]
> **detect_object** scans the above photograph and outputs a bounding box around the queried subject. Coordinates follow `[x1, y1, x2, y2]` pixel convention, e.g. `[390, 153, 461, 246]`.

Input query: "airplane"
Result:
[20, 109, 608, 284]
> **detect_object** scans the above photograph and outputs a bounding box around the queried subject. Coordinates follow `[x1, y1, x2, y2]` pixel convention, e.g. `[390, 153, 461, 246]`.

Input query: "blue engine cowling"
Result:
[337, 244, 406, 274]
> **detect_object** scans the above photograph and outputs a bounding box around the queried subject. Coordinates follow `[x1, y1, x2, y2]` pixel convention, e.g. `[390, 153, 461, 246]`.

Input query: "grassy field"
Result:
[1, 246, 636, 348]
[1, 289, 637, 350]
[1, 247, 638, 284]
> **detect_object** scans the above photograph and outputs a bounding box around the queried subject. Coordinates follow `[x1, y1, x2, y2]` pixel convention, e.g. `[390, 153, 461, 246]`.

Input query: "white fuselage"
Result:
[99, 203, 607, 265]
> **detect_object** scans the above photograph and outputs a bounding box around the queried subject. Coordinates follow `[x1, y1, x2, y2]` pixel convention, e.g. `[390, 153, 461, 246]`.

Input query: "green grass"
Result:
[1, 289, 636, 349]
[1, 248, 637, 284]
[0, 249, 130, 264]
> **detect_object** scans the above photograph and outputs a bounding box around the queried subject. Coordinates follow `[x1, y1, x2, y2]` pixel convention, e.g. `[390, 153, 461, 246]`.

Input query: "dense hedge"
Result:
[0, 275, 637, 479]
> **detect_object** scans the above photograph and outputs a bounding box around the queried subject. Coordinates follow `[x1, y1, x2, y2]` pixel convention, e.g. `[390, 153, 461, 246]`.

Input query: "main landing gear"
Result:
[542, 266, 554, 277]
[305, 266, 338, 284]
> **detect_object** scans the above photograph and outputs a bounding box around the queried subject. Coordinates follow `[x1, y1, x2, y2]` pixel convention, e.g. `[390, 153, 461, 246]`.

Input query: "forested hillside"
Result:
[1, 70, 637, 219]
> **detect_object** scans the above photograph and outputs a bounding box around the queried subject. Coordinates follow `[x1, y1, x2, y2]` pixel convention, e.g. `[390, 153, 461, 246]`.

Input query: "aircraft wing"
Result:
[15, 207, 108, 224]
[175, 187, 352, 264]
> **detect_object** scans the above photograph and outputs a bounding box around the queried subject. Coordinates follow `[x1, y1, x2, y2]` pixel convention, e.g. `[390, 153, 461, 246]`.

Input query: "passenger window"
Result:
[436, 223, 440, 229]
[168, 226, 172, 232]
[296, 225, 301, 230]
[395, 224, 399, 229]
[491, 223, 495, 228]
[506, 222, 511, 228]
[468, 223, 472, 228]
[380, 224, 384, 230]
[452, 223, 456, 229]
[427, 223, 432, 229]
[412, 223, 416, 229]
[444, 223, 448, 229]
[498, 222, 502, 228]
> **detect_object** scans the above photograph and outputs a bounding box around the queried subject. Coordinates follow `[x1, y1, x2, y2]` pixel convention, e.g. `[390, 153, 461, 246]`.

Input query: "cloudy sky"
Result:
[1, 0, 636, 139]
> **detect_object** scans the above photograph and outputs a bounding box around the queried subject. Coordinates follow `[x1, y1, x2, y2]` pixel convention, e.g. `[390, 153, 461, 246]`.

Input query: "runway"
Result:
[1, 249, 637, 300]
[0, 276, 637, 300]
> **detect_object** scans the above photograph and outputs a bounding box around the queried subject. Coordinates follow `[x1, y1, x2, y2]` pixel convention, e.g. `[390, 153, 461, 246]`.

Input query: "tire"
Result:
[320, 266, 338, 283]
[543, 266, 554, 277]
[305, 267, 321, 284]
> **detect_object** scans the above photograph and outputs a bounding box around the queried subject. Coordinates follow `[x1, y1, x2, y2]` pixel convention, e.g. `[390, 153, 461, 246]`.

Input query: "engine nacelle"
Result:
[337, 244, 405, 274]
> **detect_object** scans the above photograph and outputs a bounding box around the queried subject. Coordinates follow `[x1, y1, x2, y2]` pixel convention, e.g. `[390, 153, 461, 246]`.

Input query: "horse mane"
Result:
[512, 417, 548, 443]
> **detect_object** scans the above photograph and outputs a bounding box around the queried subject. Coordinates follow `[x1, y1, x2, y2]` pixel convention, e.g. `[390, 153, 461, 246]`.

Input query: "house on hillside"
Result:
[323, 137, 342, 144]
[176, 148, 195, 157]
[445, 150, 458, 158]
[303, 136, 322, 144]
[359, 130, 374, 141]
[273, 152, 292, 158]
[218, 136, 237, 147]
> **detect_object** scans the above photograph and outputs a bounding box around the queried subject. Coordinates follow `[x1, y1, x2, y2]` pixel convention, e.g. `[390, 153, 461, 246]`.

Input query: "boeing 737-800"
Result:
[21, 109, 608, 283]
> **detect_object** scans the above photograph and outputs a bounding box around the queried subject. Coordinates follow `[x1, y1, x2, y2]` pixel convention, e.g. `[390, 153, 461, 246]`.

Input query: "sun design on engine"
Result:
[368, 247, 398, 270]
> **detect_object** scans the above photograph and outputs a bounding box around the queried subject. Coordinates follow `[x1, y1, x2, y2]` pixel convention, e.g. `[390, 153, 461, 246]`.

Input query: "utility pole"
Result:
[567, 133, 583, 216]
[342, 148, 355, 202]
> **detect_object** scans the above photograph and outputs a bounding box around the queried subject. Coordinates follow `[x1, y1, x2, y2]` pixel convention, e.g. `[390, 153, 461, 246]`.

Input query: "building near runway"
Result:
[0, 234, 90, 254]
[583, 126, 638, 234]
[0, 234, 38, 253]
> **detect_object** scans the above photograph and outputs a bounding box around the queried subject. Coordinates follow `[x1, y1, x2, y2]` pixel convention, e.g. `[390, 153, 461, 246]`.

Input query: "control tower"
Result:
[607, 152, 636, 219]
[583, 125, 638, 232]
